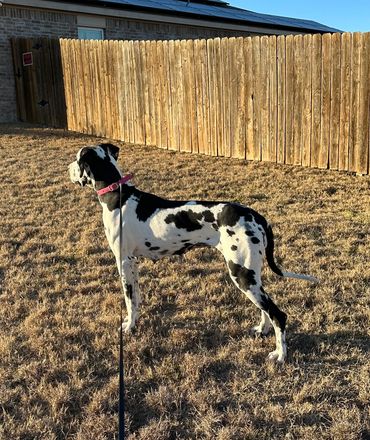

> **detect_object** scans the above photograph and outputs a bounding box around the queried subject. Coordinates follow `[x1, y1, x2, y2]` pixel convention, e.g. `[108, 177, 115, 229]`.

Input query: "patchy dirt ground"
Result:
[0, 124, 369, 440]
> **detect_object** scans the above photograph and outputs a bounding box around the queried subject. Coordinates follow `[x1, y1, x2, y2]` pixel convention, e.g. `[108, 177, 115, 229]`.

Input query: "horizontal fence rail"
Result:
[12, 34, 370, 174]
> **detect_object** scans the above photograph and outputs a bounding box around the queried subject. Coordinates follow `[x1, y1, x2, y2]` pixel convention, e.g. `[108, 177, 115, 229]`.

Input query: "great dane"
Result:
[68, 143, 317, 363]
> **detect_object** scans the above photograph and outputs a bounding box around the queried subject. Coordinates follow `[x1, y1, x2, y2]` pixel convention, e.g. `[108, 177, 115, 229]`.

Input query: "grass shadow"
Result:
[290, 330, 370, 365]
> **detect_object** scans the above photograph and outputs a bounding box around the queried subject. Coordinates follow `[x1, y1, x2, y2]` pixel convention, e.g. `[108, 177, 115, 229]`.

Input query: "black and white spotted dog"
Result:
[68, 143, 317, 363]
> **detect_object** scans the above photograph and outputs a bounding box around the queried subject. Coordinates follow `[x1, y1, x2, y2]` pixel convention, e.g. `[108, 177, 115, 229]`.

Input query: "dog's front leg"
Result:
[118, 257, 140, 333]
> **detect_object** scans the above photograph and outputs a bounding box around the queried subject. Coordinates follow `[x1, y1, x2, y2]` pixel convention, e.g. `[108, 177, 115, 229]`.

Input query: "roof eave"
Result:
[3, 0, 342, 34]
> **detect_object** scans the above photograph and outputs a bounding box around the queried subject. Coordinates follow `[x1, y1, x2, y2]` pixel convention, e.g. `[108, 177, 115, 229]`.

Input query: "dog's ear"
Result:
[101, 143, 119, 160]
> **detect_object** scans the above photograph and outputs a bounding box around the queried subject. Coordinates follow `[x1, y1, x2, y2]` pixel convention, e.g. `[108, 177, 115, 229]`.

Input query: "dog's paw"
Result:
[119, 317, 135, 333]
[250, 325, 271, 338]
[266, 350, 285, 364]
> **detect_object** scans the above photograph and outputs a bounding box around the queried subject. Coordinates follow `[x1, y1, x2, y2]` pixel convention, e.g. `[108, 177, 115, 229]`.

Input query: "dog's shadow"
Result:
[289, 329, 369, 366]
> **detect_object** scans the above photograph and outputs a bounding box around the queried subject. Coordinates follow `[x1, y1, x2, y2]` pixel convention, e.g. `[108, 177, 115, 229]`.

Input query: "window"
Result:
[78, 27, 104, 40]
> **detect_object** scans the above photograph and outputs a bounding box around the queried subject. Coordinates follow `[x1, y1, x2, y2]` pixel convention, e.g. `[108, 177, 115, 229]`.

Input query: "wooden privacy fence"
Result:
[12, 34, 370, 174]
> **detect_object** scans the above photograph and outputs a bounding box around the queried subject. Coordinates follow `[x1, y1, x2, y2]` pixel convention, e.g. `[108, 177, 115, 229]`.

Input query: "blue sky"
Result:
[228, 1, 370, 32]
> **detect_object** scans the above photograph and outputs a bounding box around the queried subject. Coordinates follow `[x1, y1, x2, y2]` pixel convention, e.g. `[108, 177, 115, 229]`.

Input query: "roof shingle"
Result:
[87, 0, 341, 33]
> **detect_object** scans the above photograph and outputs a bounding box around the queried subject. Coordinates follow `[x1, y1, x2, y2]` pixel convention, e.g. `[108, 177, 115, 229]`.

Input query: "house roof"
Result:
[71, 0, 341, 33]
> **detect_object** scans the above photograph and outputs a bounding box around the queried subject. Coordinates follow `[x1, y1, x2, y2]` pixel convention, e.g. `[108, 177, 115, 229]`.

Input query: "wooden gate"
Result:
[11, 38, 67, 128]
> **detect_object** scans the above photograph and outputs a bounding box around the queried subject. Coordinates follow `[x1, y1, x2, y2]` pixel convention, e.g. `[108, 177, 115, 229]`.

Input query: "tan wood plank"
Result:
[144, 40, 154, 146]
[339, 33, 352, 171]
[260, 36, 270, 162]
[302, 34, 313, 167]
[126, 40, 134, 144]
[103, 40, 111, 138]
[229, 37, 238, 158]
[221, 37, 231, 157]
[183, 39, 195, 153]
[82, 39, 91, 134]
[192, 39, 201, 154]
[88, 40, 96, 135]
[100, 40, 109, 138]
[203, 38, 211, 156]
[110, 40, 118, 140]
[188, 40, 198, 154]
[349, 33, 362, 172]
[98, 40, 105, 137]
[268, 35, 277, 164]
[66, 39, 76, 132]
[311, 34, 322, 168]
[176, 39, 185, 151]
[178, 40, 190, 152]
[174, 40, 183, 151]
[134, 40, 145, 144]
[163, 40, 174, 150]
[214, 37, 223, 157]
[168, 39, 178, 151]
[128, 40, 137, 144]
[114, 39, 122, 141]
[285, 34, 294, 165]
[354, 32, 370, 174]
[157, 40, 167, 149]
[126, 39, 134, 143]
[244, 37, 254, 161]
[293, 35, 304, 165]
[329, 33, 341, 170]
[140, 40, 149, 145]
[277, 35, 286, 164]
[319, 33, 332, 168]
[234, 36, 246, 159]
[116, 40, 124, 141]
[109, 40, 117, 140]
[361, 32, 370, 175]
[207, 38, 217, 156]
[194, 39, 207, 155]
[252, 36, 261, 161]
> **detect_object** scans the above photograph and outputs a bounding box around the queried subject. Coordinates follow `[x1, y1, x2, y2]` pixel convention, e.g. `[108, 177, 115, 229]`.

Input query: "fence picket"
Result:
[277, 35, 286, 164]
[311, 34, 322, 168]
[329, 33, 341, 170]
[293, 34, 304, 165]
[353, 32, 370, 174]
[302, 34, 312, 167]
[319, 33, 332, 168]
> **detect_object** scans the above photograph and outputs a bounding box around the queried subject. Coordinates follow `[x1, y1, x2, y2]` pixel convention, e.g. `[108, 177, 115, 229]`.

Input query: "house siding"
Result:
[1, 4, 252, 123]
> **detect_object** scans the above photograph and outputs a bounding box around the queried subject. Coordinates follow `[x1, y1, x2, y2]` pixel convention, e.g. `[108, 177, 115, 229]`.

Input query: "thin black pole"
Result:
[118, 184, 125, 440]
[118, 304, 125, 439]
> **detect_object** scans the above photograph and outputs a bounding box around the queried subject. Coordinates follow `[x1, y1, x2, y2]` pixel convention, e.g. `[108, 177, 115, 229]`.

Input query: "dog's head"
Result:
[68, 143, 121, 189]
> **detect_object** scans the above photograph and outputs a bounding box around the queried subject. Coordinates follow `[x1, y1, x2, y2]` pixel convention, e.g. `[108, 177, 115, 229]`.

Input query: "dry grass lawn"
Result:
[0, 124, 369, 440]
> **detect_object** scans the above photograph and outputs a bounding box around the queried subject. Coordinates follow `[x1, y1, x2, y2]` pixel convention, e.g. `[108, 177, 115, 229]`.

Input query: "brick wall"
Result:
[1, 5, 252, 123]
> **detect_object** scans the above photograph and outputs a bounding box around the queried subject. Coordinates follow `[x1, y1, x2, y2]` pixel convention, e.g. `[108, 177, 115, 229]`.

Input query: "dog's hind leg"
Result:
[225, 258, 287, 363]
[119, 257, 140, 333]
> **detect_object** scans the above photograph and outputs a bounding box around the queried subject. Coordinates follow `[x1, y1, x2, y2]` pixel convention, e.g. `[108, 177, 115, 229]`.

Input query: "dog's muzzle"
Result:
[68, 161, 84, 185]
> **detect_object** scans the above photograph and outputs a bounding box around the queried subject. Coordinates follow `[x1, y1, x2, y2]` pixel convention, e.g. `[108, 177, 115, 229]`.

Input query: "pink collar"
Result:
[96, 174, 133, 196]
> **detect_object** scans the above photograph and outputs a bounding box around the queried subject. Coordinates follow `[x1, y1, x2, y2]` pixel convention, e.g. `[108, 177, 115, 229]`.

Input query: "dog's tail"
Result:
[265, 224, 319, 283]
